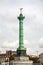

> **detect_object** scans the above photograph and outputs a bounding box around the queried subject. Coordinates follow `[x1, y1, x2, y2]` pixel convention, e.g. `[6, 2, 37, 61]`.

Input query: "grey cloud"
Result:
[39, 45, 43, 48]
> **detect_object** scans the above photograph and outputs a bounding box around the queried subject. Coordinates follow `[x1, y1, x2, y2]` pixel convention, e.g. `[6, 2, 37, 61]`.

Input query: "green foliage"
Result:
[9, 54, 16, 61]
[5, 59, 8, 62]
[29, 56, 39, 63]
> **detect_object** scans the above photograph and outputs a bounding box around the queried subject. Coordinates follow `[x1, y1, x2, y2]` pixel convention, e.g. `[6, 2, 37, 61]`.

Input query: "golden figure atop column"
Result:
[20, 8, 23, 14]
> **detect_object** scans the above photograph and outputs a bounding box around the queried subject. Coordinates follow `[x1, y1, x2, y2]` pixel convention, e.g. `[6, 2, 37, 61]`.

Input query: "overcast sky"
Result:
[0, 0, 43, 55]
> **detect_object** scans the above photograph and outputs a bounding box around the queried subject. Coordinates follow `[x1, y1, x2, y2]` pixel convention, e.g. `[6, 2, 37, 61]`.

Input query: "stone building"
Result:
[39, 53, 43, 64]
[0, 54, 6, 62]
[6, 50, 16, 61]
[0, 50, 16, 62]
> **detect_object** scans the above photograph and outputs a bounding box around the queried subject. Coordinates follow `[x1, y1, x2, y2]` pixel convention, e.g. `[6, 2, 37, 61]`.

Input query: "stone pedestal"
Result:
[15, 56, 29, 61]
[10, 55, 33, 65]
[10, 60, 33, 65]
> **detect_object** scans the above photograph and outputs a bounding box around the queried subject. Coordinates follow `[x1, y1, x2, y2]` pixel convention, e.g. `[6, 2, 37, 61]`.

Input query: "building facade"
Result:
[0, 50, 16, 62]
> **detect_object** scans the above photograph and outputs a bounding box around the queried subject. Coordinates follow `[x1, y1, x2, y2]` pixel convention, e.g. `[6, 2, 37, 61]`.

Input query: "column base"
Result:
[15, 56, 29, 61]
[17, 49, 26, 56]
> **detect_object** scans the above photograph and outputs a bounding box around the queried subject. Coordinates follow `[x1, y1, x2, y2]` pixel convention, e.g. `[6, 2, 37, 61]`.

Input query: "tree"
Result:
[9, 54, 16, 61]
